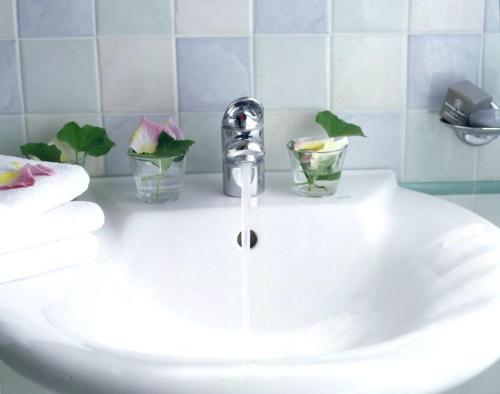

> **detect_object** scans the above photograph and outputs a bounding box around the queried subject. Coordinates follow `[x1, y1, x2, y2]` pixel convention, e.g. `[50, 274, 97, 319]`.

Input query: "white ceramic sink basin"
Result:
[1, 170, 500, 394]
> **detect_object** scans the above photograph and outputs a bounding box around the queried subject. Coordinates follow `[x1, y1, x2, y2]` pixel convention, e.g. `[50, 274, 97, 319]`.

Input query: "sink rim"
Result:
[1, 170, 500, 394]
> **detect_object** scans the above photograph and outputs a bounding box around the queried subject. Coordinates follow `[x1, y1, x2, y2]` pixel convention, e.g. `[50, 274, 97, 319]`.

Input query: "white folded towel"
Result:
[0, 154, 90, 219]
[0, 201, 104, 255]
[0, 233, 99, 284]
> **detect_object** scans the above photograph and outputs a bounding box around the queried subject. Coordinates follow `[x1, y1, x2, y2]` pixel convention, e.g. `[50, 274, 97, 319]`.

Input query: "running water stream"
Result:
[239, 162, 253, 336]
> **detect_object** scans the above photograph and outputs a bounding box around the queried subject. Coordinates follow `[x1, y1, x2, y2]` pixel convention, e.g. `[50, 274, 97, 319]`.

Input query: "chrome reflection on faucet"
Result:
[221, 97, 265, 197]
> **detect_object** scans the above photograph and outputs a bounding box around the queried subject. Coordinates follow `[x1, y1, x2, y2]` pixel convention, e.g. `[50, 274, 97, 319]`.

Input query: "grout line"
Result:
[249, 0, 255, 97]
[0, 31, 487, 42]
[91, 0, 103, 118]
[24, 112, 178, 117]
[21, 109, 406, 117]
[407, 30, 483, 36]
[400, 0, 411, 181]
[326, 0, 332, 110]
[474, 0, 488, 191]
[11, 0, 28, 144]
[14, 35, 97, 41]
[171, 0, 180, 115]
[91, 0, 105, 176]
[479, 0, 487, 87]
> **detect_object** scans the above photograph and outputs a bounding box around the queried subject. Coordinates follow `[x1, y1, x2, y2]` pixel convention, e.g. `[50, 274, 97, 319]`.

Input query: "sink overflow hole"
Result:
[237, 230, 258, 249]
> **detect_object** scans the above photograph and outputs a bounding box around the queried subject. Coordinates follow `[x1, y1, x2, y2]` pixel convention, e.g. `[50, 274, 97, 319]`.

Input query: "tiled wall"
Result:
[0, 0, 499, 180]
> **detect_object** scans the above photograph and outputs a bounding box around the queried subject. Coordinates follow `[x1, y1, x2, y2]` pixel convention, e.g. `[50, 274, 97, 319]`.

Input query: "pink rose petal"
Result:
[0, 170, 35, 190]
[24, 163, 55, 176]
[130, 116, 166, 153]
[0, 163, 55, 190]
[163, 118, 183, 140]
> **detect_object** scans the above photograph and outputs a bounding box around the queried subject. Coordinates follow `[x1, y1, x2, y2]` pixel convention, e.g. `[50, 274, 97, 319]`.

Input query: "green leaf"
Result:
[79, 125, 115, 156]
[130, 132, 194, 159]
[20, 143, 62, 162]
[315, 111, 366, 138]
[57, 122, 115, 157]
[56, 122, 81, 149]
[156, 132, 194, 157]
[317, 172, 342, 181]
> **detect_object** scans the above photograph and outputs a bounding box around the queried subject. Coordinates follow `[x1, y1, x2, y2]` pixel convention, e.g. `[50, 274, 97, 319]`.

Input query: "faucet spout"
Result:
[221, 98, 265, 197]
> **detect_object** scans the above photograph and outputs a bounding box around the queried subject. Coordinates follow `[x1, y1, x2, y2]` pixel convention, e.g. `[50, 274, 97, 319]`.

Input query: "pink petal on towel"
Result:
[0, 163, 54, 190]
[0, 169, 35, 190]
[24, 163, 55, 176]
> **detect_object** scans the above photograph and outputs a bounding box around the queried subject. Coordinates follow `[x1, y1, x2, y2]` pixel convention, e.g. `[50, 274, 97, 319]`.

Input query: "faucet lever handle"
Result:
[222, 97, 264, 134]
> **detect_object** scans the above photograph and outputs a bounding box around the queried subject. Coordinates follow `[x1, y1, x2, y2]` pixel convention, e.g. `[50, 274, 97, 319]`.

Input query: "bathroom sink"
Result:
[1, 170, 500, 394]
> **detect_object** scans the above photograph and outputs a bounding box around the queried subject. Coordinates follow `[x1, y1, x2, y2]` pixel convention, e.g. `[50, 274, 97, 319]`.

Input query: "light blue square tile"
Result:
[21, 39, 99, 113]
[408, 35, 481, 110]
[337, 111, 403, 177]
[485, 0, 500, 32]
[18, 0, 94, 38]
[0, 0, 15, 38]
[176, 37, 250, 113]
[0, 116, 25, 157]
[97, 0, 172, 35]
[332, 0, 407, 32]
[483, 34, 500, 104]
[255, 0, 328, 34]
[404, 110, 476, 182]
[103, 114, 175, 176]
[179, 113, 221, 173]
[0, 41, 22, 114]
[255, 36, 328, 110]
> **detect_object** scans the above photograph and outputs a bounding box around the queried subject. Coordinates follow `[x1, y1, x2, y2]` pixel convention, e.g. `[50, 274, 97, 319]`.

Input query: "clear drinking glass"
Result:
[128, 154, 186, 203]
[287, 137, 348, 197]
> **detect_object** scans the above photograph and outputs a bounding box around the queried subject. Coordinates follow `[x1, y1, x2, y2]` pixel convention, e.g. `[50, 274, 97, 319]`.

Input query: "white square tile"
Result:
[331, 34, 404, 110]
[255, 36, 328, 110]
[175, 0, 249, 35]
[26, 114, 105, 176]
[0, 0, 15, 38]
[410, 0, 483, 32]
[337, 111, 403, 176]
[483, 34, 500, 104]
[264, 112, 325, 171]
[99, 38, 176, 113]
[0, 116, 25, 157]
[332, 0, 407, 32]
[404, 110, 477, 182]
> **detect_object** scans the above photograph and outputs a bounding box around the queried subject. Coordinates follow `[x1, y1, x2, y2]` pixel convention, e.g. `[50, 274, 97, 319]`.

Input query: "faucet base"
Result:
[223, 161, 265, 198]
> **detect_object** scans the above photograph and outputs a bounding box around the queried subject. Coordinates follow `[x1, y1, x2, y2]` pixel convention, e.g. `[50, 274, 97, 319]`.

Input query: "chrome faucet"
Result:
[221, 97, 265, 197]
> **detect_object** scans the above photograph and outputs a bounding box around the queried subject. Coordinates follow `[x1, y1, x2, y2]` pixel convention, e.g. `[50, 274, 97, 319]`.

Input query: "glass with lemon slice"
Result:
[287, 136, 348, 197]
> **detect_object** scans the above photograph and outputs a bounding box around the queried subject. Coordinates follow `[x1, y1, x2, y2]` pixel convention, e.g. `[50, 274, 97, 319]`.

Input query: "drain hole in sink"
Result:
[237, 230, 258, 248]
